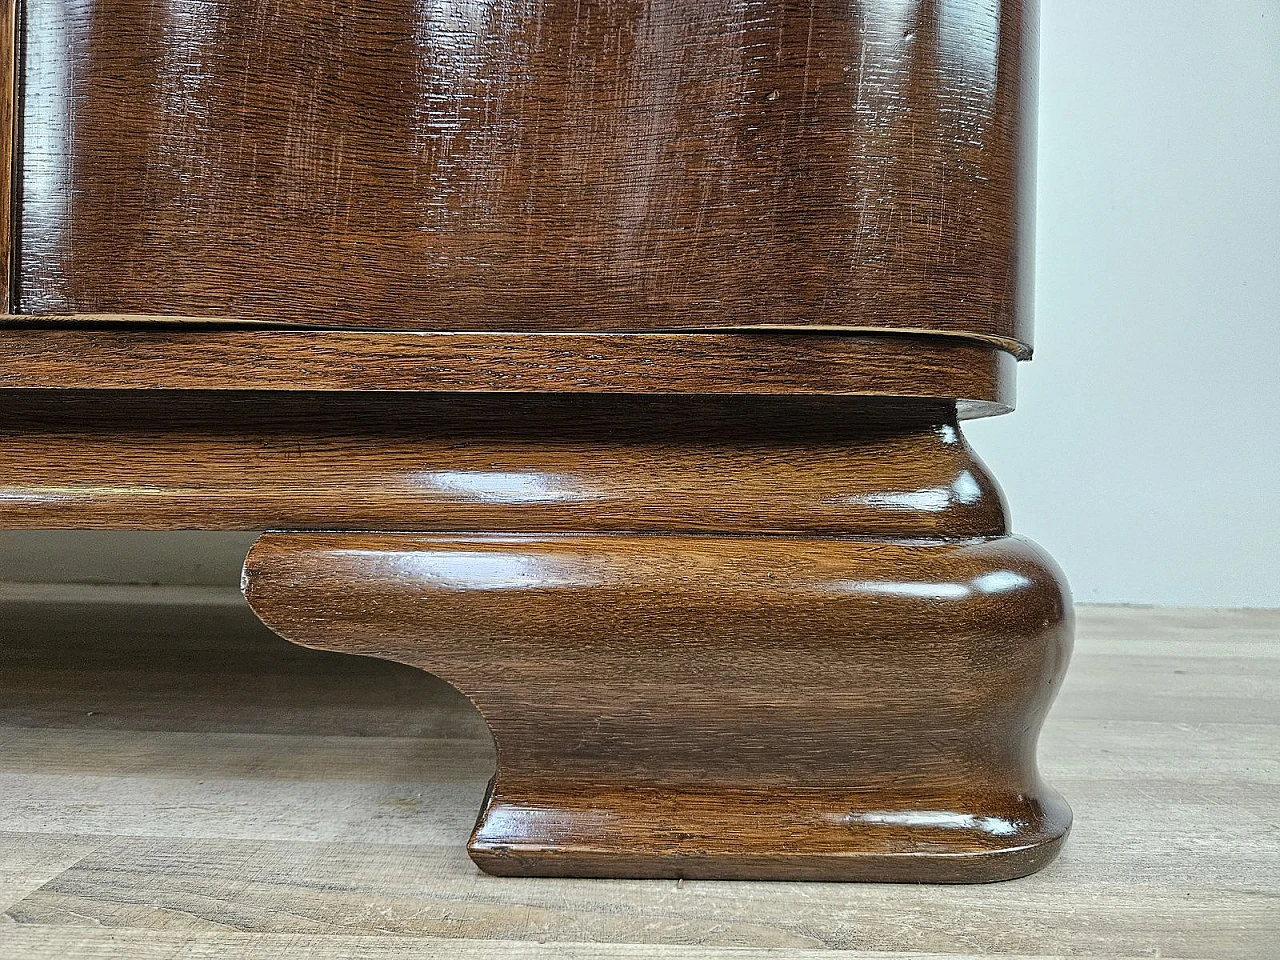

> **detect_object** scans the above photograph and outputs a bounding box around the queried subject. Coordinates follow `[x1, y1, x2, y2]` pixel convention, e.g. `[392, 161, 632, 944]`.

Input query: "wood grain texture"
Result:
[0, 392, 1007, 535]
[243, 531, 1073, 882]
[15, 929, 1219, 960]
[0, 328, 1016, 410]
[1, 595, 1276, 958]
[14, 0, 1036, 355]
[0, 0, 13, 312]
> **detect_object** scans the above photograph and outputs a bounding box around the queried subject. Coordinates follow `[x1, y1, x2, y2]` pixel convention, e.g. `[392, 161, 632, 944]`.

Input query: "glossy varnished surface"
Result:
[0, 0, 1064, 889]
[0, 388, 1071, 880]
[0, 392, 1006, 535]
[0, 329, 1016, 409]
[245, 530, 1072, 881]
[15, 0, 1035, 353]
[0, 0, 14, 312]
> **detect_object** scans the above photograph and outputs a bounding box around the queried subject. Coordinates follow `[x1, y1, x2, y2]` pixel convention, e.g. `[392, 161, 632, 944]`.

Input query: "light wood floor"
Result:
[0, 587, 1276, 960]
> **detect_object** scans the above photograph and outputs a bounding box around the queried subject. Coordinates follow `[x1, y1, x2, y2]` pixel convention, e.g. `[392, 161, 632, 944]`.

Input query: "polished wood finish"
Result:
[0, 393, 1007, 535]
[2, 391, 1073, 880]
[0, 0, 1066, 886]
[208, 399, 1072, 882]
[13, 0, 1035, 355]
[0, 328, 1014, 410]
[0, 0, 14, 313]
[244, 530, 1072, 882]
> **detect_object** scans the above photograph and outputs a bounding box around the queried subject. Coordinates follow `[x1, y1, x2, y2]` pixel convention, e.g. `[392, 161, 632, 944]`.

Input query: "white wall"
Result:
[966, 0, 1280, 607]
[2, 1, 1278, 605]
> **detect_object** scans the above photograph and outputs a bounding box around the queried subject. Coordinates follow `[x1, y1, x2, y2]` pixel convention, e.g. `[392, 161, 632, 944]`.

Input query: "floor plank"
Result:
[0, 594, 1277, 959]
[2, 926, 1222, 960]
[0, 834, 106, 919]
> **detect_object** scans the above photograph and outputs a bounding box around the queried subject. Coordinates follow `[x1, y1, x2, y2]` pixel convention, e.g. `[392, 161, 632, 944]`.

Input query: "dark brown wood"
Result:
[244, 530, 1072, 882]
[1, 0, 1067, 886]
[3, 389, 1074, 882]
[0, 328, 1015, 411]
[0, 392, 1006, 535]
[13, 0, 1035, 356]
[0, 0, 14, 312]
[218, 400, 1073, 882]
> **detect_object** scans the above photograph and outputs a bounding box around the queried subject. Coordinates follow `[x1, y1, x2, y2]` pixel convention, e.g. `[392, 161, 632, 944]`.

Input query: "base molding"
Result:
[0, 328, 1014, 414]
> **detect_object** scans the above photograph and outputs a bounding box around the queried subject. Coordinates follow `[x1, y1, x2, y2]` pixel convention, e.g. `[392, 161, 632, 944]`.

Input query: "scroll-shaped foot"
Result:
[244, 531, 1071, 882]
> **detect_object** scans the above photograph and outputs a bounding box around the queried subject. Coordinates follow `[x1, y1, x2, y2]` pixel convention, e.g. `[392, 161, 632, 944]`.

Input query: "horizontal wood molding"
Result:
[0, 327, 1014, 412]
[0, 392, 1007, 535]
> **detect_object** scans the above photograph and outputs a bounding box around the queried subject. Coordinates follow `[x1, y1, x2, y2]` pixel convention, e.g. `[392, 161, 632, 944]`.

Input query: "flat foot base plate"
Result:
[469, 786, 1073, 882]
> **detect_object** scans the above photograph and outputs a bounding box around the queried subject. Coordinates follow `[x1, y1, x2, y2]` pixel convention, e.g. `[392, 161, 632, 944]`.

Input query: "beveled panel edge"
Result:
[2, 314, 1032, 359]
[0, 1, 15, 313]
[0, 326, 1015, 416]
[720, 326, 1028, 360]
[1013, 0, 1040, 355]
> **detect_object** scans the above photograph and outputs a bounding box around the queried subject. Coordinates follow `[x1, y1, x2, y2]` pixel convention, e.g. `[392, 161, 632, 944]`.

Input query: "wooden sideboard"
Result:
[0, 0, 1071, 882]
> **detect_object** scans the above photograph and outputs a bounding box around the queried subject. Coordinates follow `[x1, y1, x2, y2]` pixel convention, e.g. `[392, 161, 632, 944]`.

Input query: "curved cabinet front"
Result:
[15, 0, 1035, 354]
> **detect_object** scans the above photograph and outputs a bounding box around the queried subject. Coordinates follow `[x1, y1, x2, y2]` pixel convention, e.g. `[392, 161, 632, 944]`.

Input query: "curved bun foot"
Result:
[245, 530, 1073, 883]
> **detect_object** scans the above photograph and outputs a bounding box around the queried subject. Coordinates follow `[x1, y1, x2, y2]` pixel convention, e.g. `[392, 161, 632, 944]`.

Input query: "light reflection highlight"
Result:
[0, 485, 168, 500]
[842, 580, 972, 600]
[952, 469, 983, 505]
[21, 0, 78, 301]
[837, 471, 985, 513]
[154, 0, 222, 190]
[347, 549, 593, 592]
[936, 0, 1001, 111]
[833, 568, 1032, 600]
[411, 470, 593, 504]
[971, 570, 1032, 595]
[855, 488, 954, 512]
[844, 809, 1020, 837]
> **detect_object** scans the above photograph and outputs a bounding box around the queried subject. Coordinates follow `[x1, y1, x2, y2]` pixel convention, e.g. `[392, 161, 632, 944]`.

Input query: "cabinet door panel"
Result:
[14, 0, 1033, 353]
